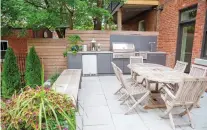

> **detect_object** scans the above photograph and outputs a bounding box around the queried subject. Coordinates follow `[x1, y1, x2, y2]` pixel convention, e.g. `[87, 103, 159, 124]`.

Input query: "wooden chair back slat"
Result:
[189, 64, 207, 77]
[130, 56, 143, 64]
[175, 78, 207, 104]
[115, 65, 128, 89]
[111, 62, 120, 81]
[173, 60, 188, 72]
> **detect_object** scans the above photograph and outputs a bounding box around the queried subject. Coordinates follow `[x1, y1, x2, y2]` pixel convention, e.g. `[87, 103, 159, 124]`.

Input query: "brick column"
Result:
[191, 0, 207, 61]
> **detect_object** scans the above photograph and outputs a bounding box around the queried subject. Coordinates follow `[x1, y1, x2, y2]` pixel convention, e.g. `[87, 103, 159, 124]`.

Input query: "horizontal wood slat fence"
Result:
[28, 30, 158, 80]
[27, 39, 67, 80]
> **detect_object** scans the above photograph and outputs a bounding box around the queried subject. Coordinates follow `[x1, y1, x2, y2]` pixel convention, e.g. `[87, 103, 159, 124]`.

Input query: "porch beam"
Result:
[126, 0, 159, 5]
[117, 8, 122, 30]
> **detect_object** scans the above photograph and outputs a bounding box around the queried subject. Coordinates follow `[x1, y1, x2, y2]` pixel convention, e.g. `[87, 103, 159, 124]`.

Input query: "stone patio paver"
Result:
[76, 76, 207, 130]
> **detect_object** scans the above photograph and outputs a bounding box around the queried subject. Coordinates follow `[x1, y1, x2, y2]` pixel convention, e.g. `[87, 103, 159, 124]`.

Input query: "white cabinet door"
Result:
[82, 55, 97, 75]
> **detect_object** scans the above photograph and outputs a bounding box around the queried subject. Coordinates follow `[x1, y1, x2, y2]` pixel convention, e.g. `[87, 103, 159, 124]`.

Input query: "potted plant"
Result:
[63, 35, 83, 57]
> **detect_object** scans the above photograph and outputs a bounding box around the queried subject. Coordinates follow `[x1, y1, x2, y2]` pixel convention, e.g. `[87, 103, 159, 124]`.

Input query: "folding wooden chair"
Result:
[189, 64, 207, 77]
[116, 65, 150, 115]
[189, 64, 207, 107]
[174, 60, 188, 72]
[130, 56, 143, 80]
[111, 62, 135, 97]
[160, 77, 207, 130]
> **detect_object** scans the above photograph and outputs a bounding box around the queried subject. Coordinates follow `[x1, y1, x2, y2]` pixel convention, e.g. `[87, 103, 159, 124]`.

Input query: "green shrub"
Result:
[1, 86, 76, 130]
[41, 62, 45, 86]
[2, 48, 21, 98]
[49, 73, 60, 86]
[25, 46, 42, 88]
[63, 35, 83, 56]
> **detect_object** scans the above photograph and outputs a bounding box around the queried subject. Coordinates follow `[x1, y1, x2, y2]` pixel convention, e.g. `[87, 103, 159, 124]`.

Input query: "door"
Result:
[82, 55, 97, 75]
[123, 59, 130, 74]
[68, 54, 82, 69]
[97, 54, 112, 74]
[179, 23, 195, 72]
[176, 6, 197, 72]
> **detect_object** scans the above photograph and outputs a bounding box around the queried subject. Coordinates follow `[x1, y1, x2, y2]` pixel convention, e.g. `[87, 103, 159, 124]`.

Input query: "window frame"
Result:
[201, 9, 207, 59]
[175, 4, 197, 63]
[180, 7, 197, 24]
[1, 40, 9, 62]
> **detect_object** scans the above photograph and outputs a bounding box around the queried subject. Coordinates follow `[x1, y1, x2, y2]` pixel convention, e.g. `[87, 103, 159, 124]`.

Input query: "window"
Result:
[138, 20, 145, 31]
[1, 40, 8, 60]
[203, 32, 207, 57]
[181, 8, 197, 22]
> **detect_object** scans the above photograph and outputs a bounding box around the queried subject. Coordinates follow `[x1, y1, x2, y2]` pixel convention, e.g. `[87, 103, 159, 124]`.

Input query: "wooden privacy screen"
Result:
[66, 30, 158, 51]
[27, 30, 158, 80]
[27, 39, 67, 80]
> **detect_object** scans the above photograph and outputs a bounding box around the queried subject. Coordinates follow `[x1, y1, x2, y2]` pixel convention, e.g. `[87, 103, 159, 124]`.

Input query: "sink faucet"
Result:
[149, 42, 156, 52]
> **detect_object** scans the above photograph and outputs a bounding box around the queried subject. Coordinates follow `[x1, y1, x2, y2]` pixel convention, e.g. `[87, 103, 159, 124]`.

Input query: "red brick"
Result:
[157, 0, 206, 67]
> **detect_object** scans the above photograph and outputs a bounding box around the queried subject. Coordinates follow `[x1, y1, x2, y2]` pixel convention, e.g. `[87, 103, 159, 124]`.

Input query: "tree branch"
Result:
[44, 0, 50, 8]
[24, 0, 47, 9]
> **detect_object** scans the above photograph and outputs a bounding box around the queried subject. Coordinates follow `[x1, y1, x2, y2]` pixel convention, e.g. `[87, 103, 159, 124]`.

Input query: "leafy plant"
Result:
[1, 86, 76, 130]
[49, 73, 60, 86]
[41, 61, 45, 86]
[2, 48, 21, 98]
[63, 35, 83, 56]
[67, 35, 83, 45]
[25, 46, 42, 88]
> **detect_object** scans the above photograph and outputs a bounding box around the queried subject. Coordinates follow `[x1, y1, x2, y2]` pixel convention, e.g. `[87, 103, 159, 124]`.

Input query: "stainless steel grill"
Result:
[112, 43, 135, 59]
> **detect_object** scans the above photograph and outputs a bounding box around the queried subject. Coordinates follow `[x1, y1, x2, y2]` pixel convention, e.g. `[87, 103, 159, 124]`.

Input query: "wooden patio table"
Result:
[127, 63, 193, 109]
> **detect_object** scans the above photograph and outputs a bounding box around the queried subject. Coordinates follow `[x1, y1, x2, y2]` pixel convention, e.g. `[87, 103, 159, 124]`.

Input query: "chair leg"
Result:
[160, 106, 173, 118]
[186, 106, 194, 129]
[118, 93, 127, 101]
[114, 86, 123, 95]
[169, 112, 176, 130]
[125, 91, 150, 115]
[195, 101, 201, 108]
[120, 95, 130, 105]
[179, 105, 193, 117]
[155, 82, 159, 92]
[139, 78, 146, 86]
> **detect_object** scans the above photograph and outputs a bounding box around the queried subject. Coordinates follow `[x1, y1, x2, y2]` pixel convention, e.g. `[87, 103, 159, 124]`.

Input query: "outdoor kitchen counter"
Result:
[135, 51, 166, 54]
[67, 51, 167, 74]
[67, 51, 166, 54]
[68, 51, 113, 54]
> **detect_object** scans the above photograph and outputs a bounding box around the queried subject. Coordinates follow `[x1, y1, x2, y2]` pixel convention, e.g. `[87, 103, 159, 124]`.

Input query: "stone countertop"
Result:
[68, 51, 113, 54]
[68, 51, 166, 54]
[135, 51, 167, 54]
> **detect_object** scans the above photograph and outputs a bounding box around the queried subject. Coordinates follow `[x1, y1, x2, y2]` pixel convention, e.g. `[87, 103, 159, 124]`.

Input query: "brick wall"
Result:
[2, 30, 33, 55]
[157, 0, 207, 67]
[122, 10, 157, 31]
